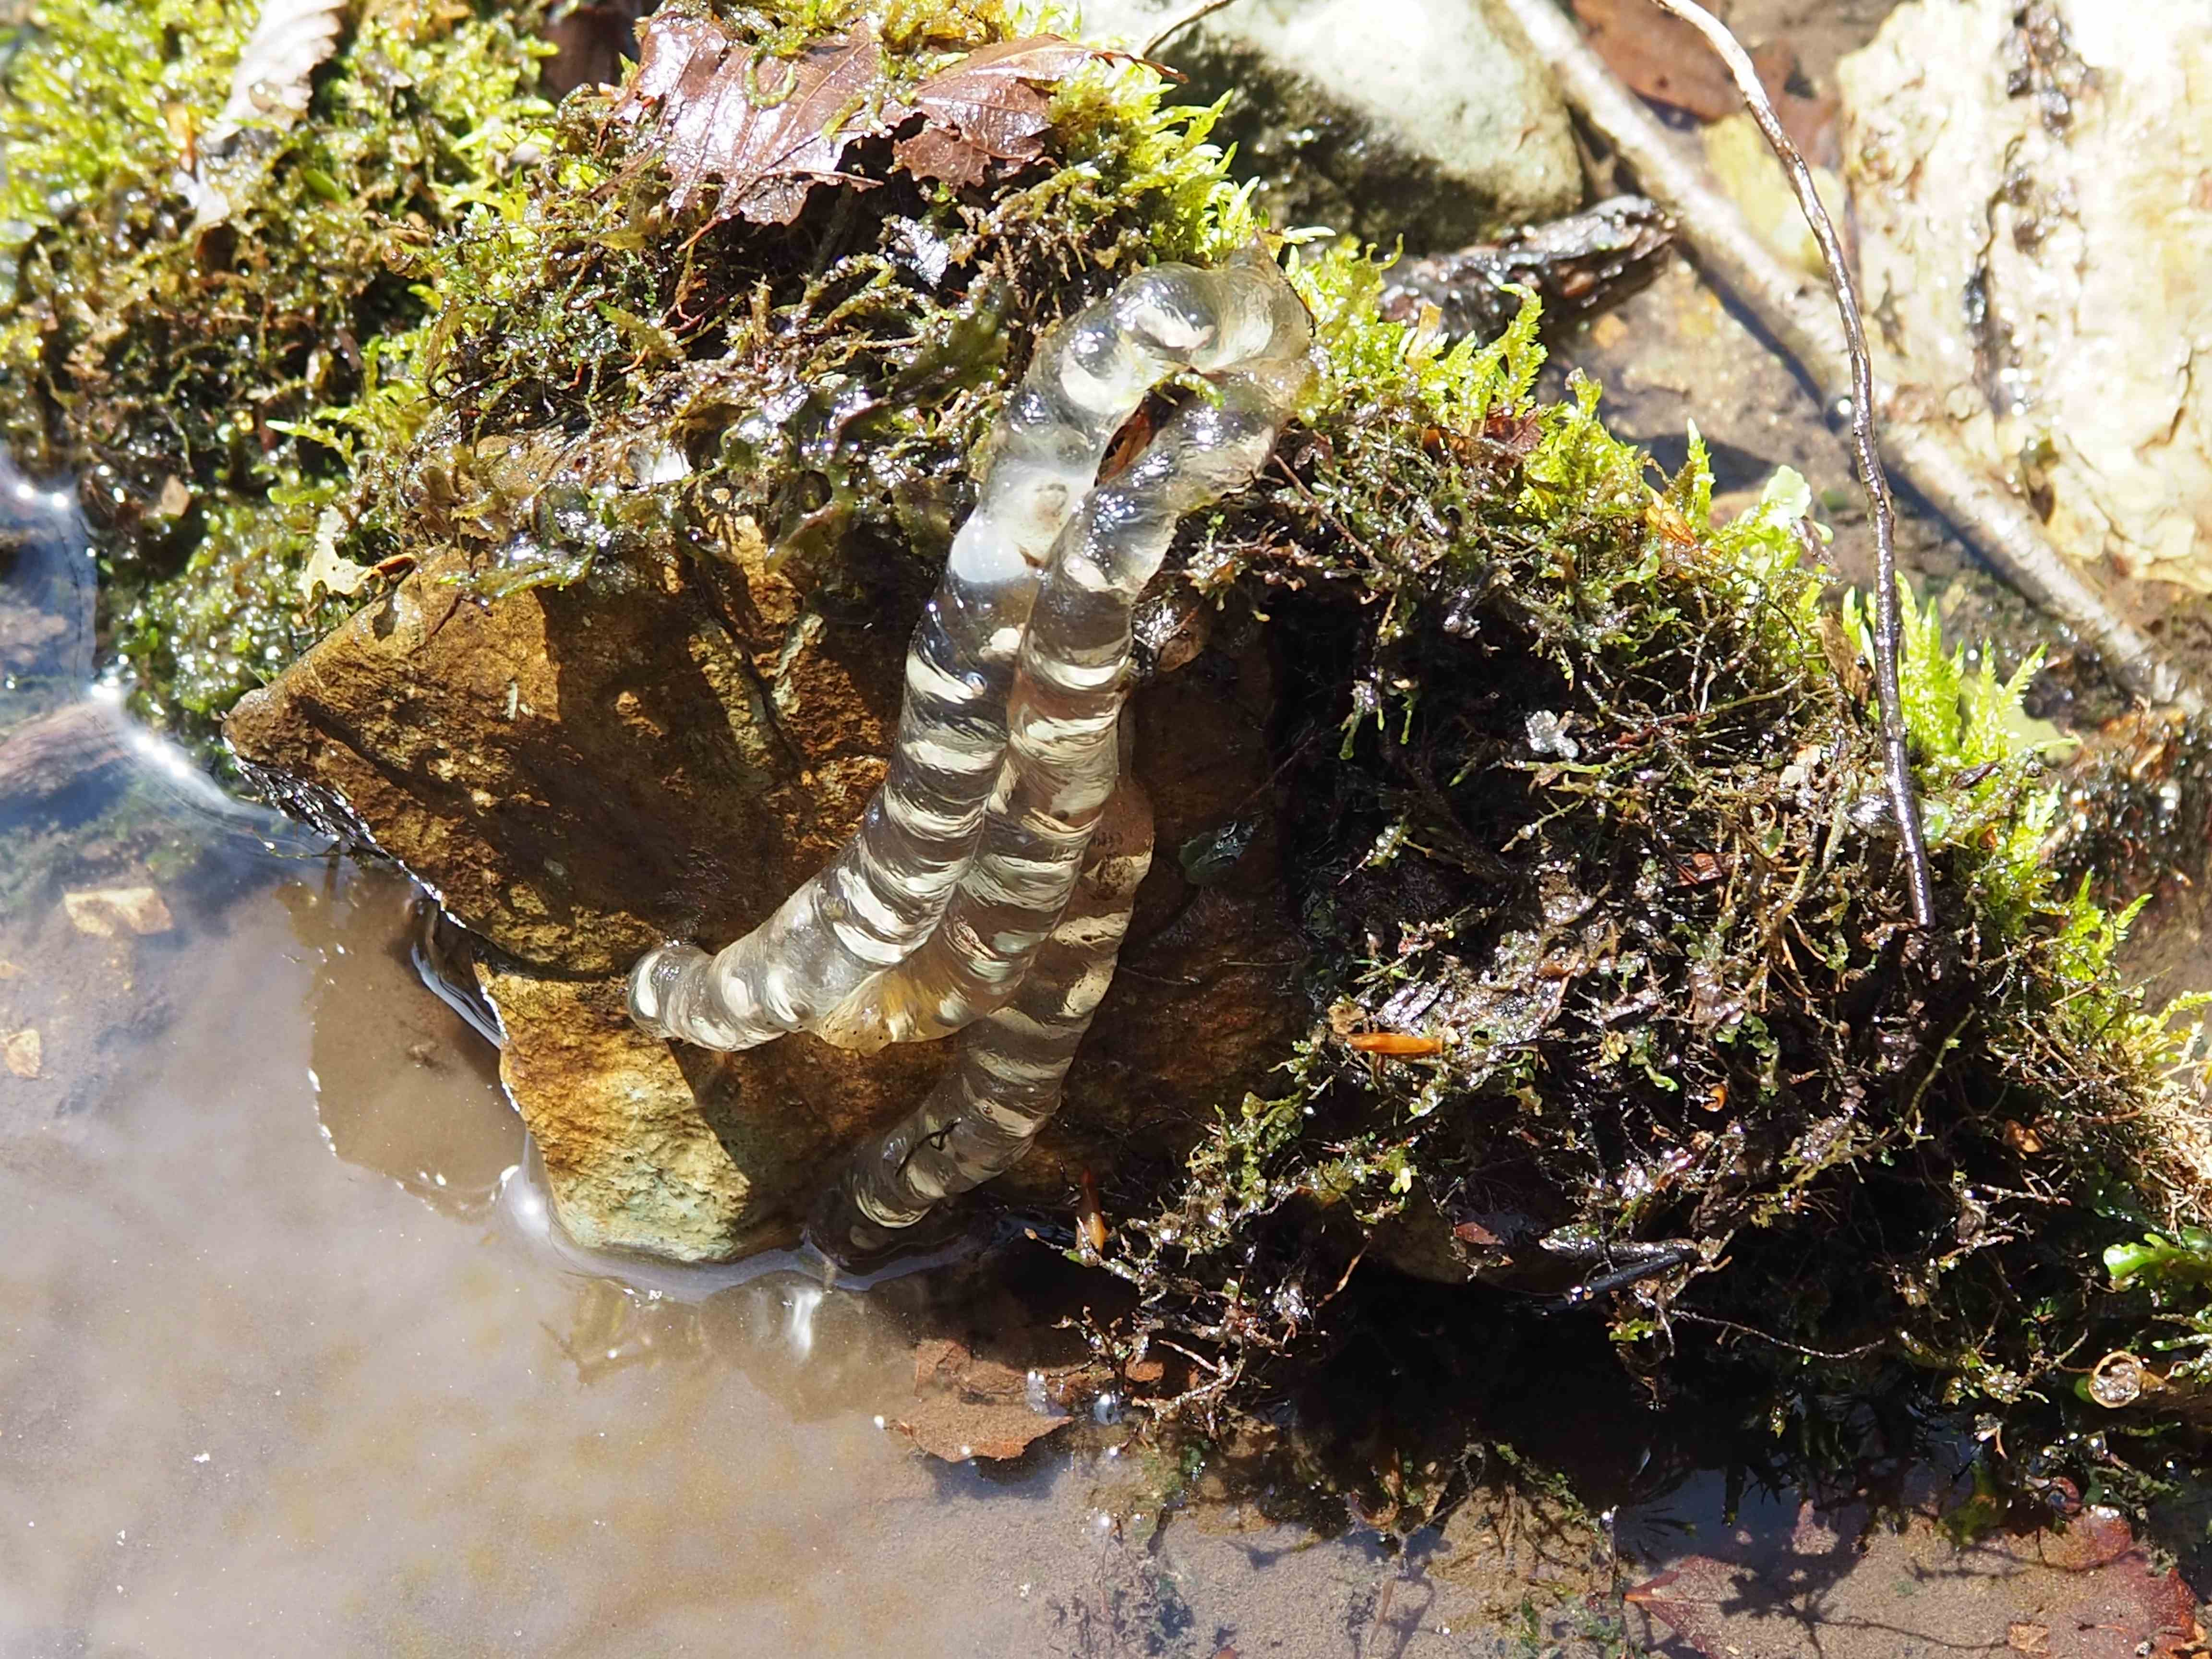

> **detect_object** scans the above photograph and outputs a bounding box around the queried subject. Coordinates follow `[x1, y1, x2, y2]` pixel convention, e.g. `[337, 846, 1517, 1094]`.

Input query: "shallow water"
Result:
[0, 824, 1544, 1657]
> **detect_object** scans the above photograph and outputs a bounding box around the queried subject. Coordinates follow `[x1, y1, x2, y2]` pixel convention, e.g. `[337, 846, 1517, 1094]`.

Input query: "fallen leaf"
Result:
[892, 1395, 1070, 1462]
[897, 1337, 1076, 1462]
[1572, 0, 1739, 120]
[893, 36, 1101, 186]
[2007, 1622, 2050, 1654]
[63, 886, 174, 938]
[1571, 4, 1836, 161]
[299, 507, 373, 602]
[0, 961, 23, 980]
[614, 14, 895, 227]
[3, 1029, 40, 1080]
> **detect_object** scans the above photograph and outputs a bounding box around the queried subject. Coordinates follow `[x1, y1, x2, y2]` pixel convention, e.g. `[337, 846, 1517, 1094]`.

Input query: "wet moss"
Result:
[1082, 246, 2212, 1491]
[0, 0, 554, 744]
[313, 0, 1263, 627]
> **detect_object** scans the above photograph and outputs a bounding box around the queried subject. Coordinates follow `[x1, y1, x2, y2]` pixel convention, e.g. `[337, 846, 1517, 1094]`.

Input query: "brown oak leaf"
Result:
[614, 13, 897, 226]
[892, 36, 1102, 187]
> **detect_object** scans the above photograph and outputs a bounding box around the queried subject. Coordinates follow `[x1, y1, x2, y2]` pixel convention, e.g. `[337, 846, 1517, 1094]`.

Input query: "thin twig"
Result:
[1631, 0, 1933, 933]
[1668, 1309, 1886, 1361]
[1140, 0, 1243, 59]
[1491, 0, 2199, 719]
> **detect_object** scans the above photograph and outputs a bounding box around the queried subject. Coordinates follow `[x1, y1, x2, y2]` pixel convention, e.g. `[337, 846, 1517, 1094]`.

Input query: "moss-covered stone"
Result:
[26, 0, 2207, 1504]
[0, 0, 554, 745]
[1089, 248, 2212, 1477]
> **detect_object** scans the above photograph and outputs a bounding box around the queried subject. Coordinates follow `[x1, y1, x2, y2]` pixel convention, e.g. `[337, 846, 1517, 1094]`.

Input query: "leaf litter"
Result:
[613, 9, 1106, 224]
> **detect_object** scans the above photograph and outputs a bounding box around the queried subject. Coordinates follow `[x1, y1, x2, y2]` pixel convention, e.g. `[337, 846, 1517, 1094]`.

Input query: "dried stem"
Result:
[1490, 0, 2199, 725]
[1140, 0, 1245, 59]
[1631, 0, 1931, 928]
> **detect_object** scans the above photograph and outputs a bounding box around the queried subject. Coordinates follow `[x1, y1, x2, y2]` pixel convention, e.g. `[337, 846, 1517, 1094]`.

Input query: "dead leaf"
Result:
[892, 1394, 1070, 1462]
[1571, 0, 1739, 120]
[893, 36, 1101, 186]
[4, 1029, 40, 1080]
[1571, 3, 1836, 161]
[2007, 1622, 2050, 1654]
[63, 886, 174, 938]
[299, 507, 373, 602]
[614, 15, 895, 227]
[0, 961, 23, 980]
[896, 1337, 1076, 1462]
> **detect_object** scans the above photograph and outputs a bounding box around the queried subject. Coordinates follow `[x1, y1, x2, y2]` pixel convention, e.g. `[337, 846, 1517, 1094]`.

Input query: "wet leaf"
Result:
[613, 18, 1102, 217]
[892, 36, 1101, 188]
[3, 1029, 41, 1080]
[892, 1337, 1075, 1462]
[614, 15, 895, 227]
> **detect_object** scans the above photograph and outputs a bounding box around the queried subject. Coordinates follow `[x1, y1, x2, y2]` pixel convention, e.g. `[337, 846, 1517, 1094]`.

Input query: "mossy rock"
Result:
[19, 0, 2212, 1495]
[0, 0, 554, 745]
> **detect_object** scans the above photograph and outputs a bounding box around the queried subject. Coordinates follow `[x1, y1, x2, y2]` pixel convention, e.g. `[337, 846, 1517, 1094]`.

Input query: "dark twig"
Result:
[1633, 0, 1933, 930]
[1139, 0, 1244, 58]
[1490, 0, 2199, 720]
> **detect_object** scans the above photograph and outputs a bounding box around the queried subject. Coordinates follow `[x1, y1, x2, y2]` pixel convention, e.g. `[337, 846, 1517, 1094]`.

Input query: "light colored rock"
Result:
[62, 885, 173, 938]
[1840, 0, 2212, 589]
[1078, 0, 1583, 252]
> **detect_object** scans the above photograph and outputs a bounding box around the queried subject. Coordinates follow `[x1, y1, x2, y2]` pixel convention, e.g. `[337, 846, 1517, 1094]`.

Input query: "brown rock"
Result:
[62, 885, 173, 938]
[228, 547, 1307, 1260]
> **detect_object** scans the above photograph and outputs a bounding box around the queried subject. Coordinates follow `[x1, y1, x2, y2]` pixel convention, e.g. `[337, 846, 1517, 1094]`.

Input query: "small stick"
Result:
[1491, 0, 2198, 720]
[1140, 0, 1244, 58]
[1632, 0, 1932, 929]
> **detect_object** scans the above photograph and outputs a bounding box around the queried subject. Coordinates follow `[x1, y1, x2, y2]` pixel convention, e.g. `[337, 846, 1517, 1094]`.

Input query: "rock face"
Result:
[226, 543, 1307, 1261]
[1077, 0, 1582, 253]
[1839, 0, 2212, 589]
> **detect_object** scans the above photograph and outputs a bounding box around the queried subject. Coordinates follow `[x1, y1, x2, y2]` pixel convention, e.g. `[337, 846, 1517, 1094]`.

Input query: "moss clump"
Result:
[310, 0, 1260, 625]
[1084, 246, 2212, 1483]
[0, 0, 553, 743]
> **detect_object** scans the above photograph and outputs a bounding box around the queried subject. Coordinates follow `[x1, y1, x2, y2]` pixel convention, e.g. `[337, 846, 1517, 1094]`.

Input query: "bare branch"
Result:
[1630, 0, 1932, 929]
[1140, 0, 1246, 59]
[1491, 0, 2199, 721]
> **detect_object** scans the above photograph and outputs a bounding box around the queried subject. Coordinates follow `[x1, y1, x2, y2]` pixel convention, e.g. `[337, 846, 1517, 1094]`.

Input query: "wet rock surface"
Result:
[225, 548, 1307, 1259]
[1840, 0, 2212, 591]
[1078, 0, 1584, 252]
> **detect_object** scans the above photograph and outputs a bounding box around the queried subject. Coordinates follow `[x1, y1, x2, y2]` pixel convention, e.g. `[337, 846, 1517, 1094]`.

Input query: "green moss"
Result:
[1092, 246, 2209, 1475]
[0, 0, 553, 743]
[316, 0, 1262, 622]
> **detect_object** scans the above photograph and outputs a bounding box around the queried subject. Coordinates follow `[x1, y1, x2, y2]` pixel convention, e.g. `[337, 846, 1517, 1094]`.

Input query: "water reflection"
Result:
[279, 866, 519, 1221]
